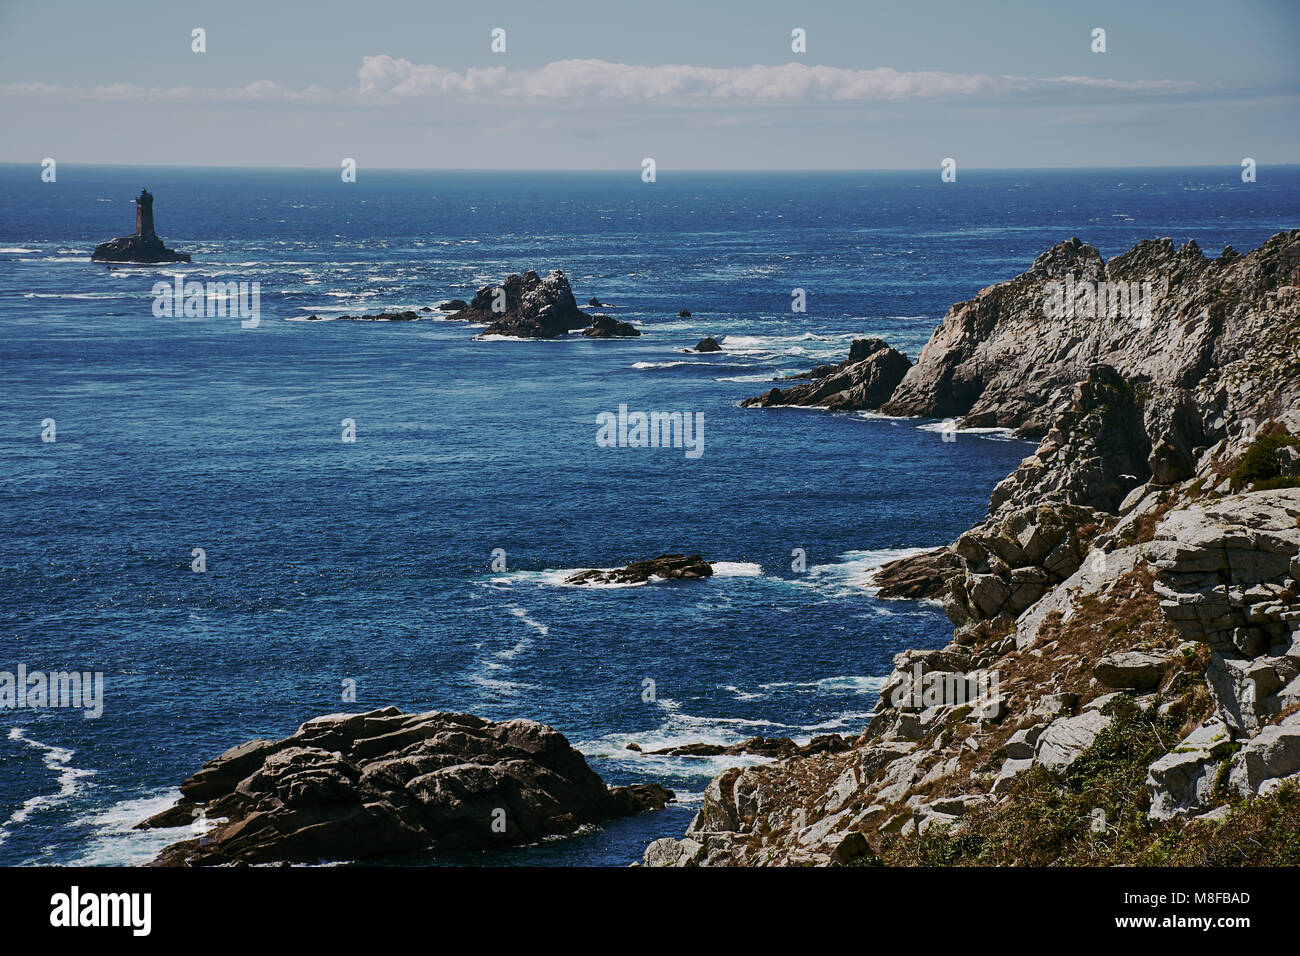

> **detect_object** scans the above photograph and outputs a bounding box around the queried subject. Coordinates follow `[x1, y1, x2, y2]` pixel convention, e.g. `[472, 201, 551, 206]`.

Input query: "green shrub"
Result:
[1231, 429, 1300, 490]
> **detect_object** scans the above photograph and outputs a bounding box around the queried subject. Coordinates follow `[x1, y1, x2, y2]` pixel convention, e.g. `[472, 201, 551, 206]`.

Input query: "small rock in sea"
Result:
[439, 299, 470, 312]
[581, 314, 641, 337]
[566, 554, 714, 586]
[741, 338, 911, 412]
[694, 337, 722, 352]
[678, 309, 692, 318]
[588, 297, 603, 308]
[626, 742, 643, 752]
[454, 270, 593, 338]
[334, 311, 419, 322]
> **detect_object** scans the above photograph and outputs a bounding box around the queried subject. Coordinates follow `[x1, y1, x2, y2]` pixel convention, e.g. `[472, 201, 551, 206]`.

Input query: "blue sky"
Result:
[1, 0, 1297, 169]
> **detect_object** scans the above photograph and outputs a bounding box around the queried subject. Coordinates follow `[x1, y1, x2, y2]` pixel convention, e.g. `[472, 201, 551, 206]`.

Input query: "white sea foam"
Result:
[23, 292, 132, 300]
[715, 373, 780, 383]
[0, 247, 38, 254]
[577, 689, 882, 780]
[0, 728, 96, 849]
[799, 547, 934, 597]
[486, 561, 761, 589]
[66, 791, 211, 866]
[632, 360, 695, 370]
[915, 420, 1024, 441]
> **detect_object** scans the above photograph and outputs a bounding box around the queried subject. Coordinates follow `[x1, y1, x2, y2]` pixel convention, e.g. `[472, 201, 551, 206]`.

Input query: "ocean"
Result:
[1, 164, 1296, 866]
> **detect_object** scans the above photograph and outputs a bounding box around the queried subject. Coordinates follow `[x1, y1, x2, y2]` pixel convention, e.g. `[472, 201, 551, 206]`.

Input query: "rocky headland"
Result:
[141, 707, 672, 866]
[645, 230, 1300, 866]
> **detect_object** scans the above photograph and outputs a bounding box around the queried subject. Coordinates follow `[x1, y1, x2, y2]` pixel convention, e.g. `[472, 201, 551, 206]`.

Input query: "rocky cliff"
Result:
[645, 231, 1300, 866]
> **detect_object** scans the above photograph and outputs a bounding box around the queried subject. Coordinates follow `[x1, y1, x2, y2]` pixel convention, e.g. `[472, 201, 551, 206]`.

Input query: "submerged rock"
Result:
[143, 707, 672, 866]
[91, 188, 190, 264]
[328, 310, 420, 322]
[565, 554, 713, 586]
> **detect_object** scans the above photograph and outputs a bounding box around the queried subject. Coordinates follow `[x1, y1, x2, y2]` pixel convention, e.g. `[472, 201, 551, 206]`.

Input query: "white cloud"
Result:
[0, 58, 1202, 106]
[356, 55, 1200, 102]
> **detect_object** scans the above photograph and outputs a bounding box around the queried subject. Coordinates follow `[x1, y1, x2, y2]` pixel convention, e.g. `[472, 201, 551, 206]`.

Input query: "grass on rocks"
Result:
[873, 694, 1300, 866]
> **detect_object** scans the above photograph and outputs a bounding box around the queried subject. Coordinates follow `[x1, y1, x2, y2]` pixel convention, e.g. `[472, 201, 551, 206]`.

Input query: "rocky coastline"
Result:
[143, 231, 1300, 868]
[646, 230, 1300, 866]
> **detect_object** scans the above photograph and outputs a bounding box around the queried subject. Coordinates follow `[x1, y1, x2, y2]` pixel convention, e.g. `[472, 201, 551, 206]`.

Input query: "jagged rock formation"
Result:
[445, 270, 593, 338]
[742, 338, 912, 411]
[141, 707, 672, 866]
[91, 188, 190, 263]
[565, 554, 713, 586]
[646, 232, 1300, 866]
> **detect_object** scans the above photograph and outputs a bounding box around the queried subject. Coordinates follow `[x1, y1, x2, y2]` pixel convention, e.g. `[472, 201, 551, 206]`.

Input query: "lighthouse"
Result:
[134, 188, 157, 238]
[92, 187, 190, 263]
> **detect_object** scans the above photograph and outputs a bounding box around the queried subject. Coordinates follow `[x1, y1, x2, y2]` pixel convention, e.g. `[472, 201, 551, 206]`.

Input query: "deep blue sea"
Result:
[1, 165, 1296, 866]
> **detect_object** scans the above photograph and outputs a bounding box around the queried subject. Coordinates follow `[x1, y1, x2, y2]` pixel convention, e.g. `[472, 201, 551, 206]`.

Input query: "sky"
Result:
[1, 0, 1298, 170]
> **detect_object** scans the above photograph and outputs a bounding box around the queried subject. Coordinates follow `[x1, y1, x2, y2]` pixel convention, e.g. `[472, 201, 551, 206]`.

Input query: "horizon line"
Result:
[4, 161, 1300, 174]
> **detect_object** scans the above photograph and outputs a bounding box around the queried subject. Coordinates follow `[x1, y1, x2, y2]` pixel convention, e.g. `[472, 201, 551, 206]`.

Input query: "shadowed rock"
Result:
[741, 338, 911, 411]
[142, 708, 673, 866]
[582, 314, 641, 337]
[872, 548, 961, 601]
[445, 270, 592, 338]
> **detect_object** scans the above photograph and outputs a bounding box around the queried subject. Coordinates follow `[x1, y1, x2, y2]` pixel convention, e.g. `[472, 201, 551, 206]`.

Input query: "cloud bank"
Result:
[357, 56, 1200, 102]
[0, 57, 1201, 106]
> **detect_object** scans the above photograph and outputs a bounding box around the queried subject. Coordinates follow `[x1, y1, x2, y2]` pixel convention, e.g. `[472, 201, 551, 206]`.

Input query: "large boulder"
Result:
[1093, 651, 1168, 690]
[143, 708, 672, 865]
[1145, 718, 1235, 821]
[1036, 710, 1112, 774]
[1227, 712, 1300, 798]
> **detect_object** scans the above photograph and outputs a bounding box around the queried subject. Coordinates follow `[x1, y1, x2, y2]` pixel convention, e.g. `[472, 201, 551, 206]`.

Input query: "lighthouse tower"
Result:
[134, 188, 156, 238]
